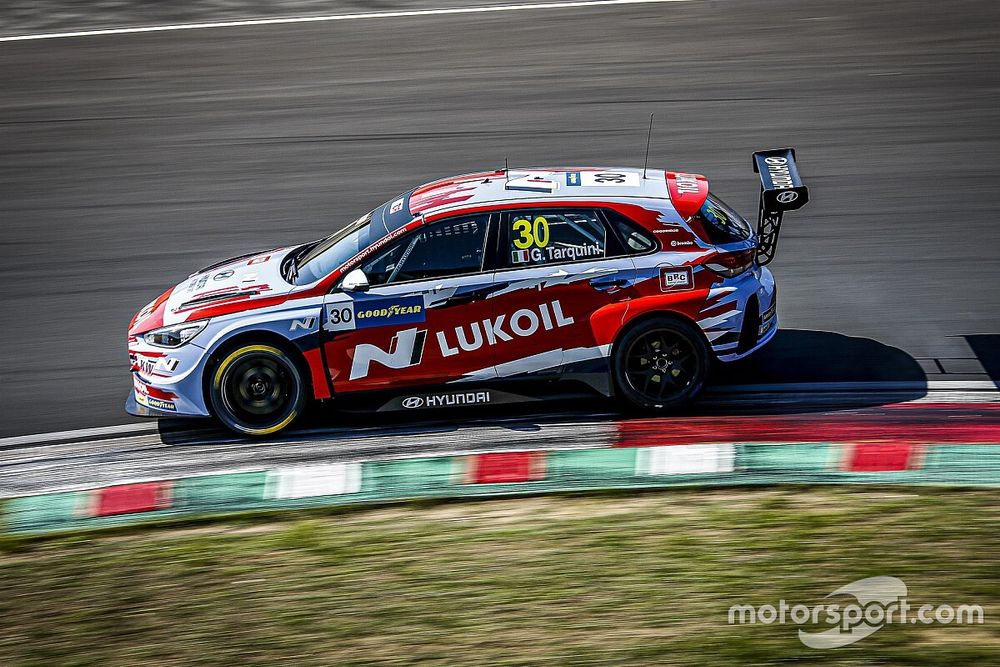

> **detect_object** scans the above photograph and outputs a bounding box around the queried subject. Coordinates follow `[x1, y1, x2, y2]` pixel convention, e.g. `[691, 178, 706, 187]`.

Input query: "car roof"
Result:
[408, 167, 674, 217]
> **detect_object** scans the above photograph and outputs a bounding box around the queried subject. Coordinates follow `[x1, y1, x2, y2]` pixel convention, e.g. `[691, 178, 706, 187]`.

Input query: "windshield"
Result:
[289, 189, 415, 285]
[290, 212, 373, 285]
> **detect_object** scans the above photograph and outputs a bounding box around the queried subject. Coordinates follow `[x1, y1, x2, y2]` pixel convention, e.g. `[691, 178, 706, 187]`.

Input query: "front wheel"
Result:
[209, 344, 306, 436]
[612, 316, 710, 411]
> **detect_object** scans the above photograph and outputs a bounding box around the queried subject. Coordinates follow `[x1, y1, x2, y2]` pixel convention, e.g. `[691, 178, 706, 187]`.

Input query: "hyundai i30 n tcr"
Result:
[127, 149, 808, 436]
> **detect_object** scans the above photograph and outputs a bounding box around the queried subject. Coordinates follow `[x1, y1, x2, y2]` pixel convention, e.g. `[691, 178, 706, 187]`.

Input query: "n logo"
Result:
[349, 328, 427, 380]
[290, 317, 317, 332]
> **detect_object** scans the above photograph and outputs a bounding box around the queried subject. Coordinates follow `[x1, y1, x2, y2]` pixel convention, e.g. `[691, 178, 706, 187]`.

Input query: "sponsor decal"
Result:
[133, 378, 177, 411]
[348, 300, 575, 380]
[134, 299, 157, 323]
[389, 198, 404, 214]
[764, 156, 795, 190]
[776, 190, 799, 204]
[144, 396, 177, 412]
[506, 173, 557, 192]
[336, 222, 412, 274]
[290, 317, 317, 332]
[565, 171, 582, 186]
[580, 171, 641, 187]
[653, 227, 681, 234]
[402, 391, 492, 409]
[659, 266, 694, 292]
[356, 298, 425, 327]
[136, 356, 179, 377]
[670, 240, 695, 247]
[349, 327, 427, 380]
[327, 296, 426, 333]
[213, 269, 234, 281]
[665, 171, 709, 218]
[437, 300, 574, 357]
[248, 255, 271, 265]
[187, 275, 209, 292]
[672, 172, 701, 194]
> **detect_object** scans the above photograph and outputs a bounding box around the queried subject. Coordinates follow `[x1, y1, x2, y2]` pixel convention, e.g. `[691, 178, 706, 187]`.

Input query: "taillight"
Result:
[705, 249, 755, 278]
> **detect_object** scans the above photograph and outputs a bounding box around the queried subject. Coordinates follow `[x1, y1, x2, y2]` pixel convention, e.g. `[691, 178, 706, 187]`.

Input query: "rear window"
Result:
[697, 194, 753, 244]
[604, 209, 657, 255]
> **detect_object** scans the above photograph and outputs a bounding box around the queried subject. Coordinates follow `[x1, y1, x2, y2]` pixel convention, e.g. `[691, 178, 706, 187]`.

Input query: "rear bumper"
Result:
[714, 265, 778, 362]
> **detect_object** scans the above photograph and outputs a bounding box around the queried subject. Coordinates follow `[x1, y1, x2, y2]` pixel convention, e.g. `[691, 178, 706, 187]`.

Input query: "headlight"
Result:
[143, 321, 208, 348]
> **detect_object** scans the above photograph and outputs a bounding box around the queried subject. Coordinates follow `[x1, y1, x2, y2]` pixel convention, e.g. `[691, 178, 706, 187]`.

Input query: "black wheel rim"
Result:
[220, 353, 296, 428]
[623, 328, 700, 402]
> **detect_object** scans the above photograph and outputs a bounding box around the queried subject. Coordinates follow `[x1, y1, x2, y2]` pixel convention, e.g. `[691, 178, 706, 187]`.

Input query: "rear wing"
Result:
[752, 148, 809, 264]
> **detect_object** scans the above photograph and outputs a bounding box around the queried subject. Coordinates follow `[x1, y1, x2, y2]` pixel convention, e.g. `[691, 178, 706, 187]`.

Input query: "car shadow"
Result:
[157, 328, 928, 446]
[964, 334, 1000, 388]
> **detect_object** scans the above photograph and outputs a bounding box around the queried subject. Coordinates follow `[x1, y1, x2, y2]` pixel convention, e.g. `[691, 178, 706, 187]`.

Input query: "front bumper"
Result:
[125, 391, 186, 419]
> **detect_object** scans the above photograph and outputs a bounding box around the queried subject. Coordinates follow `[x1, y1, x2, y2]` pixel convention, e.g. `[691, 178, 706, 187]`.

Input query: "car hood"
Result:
[128, 247, 294, 336]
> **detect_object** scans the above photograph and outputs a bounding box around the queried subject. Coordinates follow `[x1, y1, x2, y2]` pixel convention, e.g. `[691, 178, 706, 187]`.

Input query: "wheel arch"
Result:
[201, 330, 316, 411]
[612, 308, 712, 358]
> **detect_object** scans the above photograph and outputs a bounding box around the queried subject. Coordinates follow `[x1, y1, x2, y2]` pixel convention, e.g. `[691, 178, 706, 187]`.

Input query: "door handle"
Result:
[435, 285, 498, 308]
[590, 277, 628, 291]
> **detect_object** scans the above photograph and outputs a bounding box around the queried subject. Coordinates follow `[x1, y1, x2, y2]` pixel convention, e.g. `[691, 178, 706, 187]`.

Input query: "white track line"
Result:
[706, 380, 999, 393]
[0, 422, 157, 448]
[0, 0, 690, 43]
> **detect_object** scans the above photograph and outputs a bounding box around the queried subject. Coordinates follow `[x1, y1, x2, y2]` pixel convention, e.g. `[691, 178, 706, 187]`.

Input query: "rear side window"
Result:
[502, 209, 607, 268]
[697, 194, 753, 244]
[604, 209, 657, 254]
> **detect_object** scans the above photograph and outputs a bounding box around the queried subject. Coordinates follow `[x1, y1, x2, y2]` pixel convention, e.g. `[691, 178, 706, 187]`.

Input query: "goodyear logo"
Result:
[145, 396, 177, 412]
[355, 296, 426, 329]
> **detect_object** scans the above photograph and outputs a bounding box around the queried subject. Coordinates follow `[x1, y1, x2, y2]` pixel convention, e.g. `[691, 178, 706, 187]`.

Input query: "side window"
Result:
[503, 209, 606, 268]
[362, 214, 489, 285]
[604, 209, 657, 255]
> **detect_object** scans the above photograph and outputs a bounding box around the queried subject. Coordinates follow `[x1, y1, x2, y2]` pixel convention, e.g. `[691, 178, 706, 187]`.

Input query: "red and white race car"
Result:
[127, 150, 808, 435]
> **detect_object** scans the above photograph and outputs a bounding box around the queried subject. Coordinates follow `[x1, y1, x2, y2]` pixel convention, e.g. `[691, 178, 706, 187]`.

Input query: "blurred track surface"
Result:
[1, 0, 998, 437]
[2, 392, 997, 496]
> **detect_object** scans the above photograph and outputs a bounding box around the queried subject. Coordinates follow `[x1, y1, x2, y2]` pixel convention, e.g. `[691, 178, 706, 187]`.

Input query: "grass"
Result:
[0, 487, 998, 665]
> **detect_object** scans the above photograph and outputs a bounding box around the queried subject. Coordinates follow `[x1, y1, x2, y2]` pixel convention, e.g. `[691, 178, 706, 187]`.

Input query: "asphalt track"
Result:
[2, 0, 999, 440]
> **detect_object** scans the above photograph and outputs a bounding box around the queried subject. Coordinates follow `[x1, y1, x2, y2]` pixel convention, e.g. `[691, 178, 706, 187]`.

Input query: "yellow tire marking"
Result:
[213, 344, 299, 436]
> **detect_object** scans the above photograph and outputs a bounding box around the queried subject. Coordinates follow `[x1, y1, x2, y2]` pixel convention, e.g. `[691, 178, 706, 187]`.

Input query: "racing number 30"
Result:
[328, 306, 353, 326]
[512, 216, 550, 250]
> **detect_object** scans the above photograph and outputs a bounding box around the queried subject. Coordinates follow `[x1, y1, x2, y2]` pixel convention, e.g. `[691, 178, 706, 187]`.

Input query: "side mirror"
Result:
[340, 268, 370, 292]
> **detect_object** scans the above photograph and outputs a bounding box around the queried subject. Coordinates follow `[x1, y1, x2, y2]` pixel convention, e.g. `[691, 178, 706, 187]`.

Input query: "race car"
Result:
[127, 149, 808, 436]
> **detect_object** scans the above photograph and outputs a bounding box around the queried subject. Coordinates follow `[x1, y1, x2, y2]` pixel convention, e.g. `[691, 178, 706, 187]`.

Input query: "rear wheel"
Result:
[209, 344, 305, 436]
[612, 316, 709, 411]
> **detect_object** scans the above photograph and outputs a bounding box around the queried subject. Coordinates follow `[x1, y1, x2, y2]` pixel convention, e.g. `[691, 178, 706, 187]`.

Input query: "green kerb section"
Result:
[4, 443, 1000, 534]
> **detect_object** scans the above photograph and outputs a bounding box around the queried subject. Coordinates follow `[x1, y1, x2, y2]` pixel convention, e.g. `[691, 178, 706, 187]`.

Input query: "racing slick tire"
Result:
[208, 343, 306, 436]
[612, 316, 710, 412]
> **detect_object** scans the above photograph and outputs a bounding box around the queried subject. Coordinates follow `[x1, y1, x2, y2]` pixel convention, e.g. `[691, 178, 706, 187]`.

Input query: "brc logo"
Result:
[659, 266, 693, 292]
